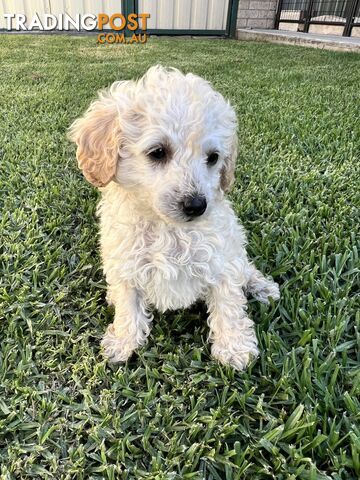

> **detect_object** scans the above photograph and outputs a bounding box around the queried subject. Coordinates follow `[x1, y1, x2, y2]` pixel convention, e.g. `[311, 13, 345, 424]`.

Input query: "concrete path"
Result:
[237, 28, 360, 53]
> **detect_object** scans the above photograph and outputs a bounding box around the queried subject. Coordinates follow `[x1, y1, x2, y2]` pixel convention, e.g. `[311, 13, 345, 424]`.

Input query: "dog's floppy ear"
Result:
[220, 133, 238, 193]
[68, 89, 123, 188]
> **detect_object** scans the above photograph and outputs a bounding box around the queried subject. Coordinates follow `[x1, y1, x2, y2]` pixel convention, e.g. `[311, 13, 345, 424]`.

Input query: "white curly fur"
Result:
[69, 66, 280, 371]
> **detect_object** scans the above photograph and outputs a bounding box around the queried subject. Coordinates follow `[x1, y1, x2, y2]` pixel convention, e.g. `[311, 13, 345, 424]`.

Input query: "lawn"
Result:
[0, 35, 359, 479]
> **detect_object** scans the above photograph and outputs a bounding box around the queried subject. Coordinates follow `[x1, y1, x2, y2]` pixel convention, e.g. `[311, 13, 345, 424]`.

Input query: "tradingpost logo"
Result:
[2, 12, 150, 44]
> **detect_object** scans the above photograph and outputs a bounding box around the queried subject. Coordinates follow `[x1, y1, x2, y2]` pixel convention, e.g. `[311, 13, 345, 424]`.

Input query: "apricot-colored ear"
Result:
[69, 93, 120, 187]
[220, 134, 238, 193]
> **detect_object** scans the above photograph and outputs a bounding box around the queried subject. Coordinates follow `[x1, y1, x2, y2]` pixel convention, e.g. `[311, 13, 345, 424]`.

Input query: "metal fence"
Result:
[117, 0, 240, 37]
[0, 0, 240, 37]
[275, 0, 360, 36]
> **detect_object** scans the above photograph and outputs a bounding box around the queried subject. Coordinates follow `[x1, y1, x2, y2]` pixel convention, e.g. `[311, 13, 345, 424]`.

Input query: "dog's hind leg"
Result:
[245, 264, 280, 305]
[101, 283, 153, 363]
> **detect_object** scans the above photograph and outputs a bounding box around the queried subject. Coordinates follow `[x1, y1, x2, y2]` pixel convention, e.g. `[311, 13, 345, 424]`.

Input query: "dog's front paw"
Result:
[251, 278, 280, 305]
[211, 332, 259, 371]
[101, 324, 137, 363]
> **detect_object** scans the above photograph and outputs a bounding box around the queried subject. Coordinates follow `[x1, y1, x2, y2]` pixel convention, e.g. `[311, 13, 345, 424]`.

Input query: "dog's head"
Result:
[69, 66, 238, 223]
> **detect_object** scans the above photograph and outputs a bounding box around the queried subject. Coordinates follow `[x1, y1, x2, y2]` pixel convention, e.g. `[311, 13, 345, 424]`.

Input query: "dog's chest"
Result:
[120, 225, 223, 311]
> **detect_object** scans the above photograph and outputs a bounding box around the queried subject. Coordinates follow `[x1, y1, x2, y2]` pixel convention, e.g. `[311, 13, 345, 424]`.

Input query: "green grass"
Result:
[0, 34, 359, 479]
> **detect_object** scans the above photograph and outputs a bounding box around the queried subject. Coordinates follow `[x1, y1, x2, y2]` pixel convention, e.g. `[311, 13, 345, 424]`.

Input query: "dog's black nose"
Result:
[182, 195, 207, 218]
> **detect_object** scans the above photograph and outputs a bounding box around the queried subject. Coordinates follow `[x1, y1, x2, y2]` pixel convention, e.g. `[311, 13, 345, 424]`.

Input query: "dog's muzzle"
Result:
[181, 195, 207, 218]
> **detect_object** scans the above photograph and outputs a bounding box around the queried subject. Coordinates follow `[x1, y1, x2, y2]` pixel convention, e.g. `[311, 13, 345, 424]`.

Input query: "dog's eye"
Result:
[148, 147, 166, 161]
[207, 152, 219, 166]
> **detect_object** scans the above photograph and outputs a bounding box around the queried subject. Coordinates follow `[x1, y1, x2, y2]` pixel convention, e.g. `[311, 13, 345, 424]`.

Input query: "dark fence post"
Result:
[122, 0, 137, 35]
[274, 0, 284, 29]
[344, 0, 359, 36]
[227, 0, 240, 38]
[303, 0, 315, 33]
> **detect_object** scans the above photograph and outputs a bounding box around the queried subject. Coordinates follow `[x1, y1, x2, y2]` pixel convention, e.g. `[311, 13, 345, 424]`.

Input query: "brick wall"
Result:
[237, 0, 278, 30]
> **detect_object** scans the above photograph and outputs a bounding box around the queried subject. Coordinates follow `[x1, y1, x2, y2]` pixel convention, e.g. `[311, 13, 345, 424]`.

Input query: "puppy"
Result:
[69, 66, 279, 371]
